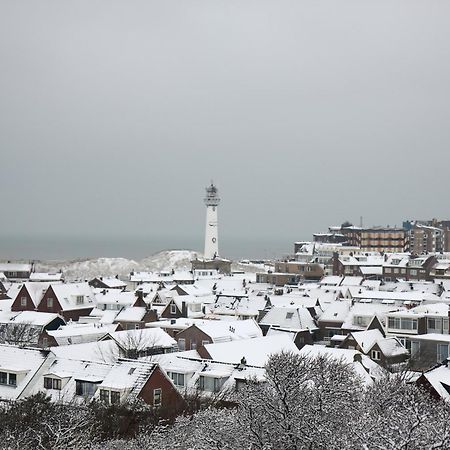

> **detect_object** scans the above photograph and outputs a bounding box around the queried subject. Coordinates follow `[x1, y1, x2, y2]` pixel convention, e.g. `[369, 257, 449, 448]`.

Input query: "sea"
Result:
[0, 234, 295, 262]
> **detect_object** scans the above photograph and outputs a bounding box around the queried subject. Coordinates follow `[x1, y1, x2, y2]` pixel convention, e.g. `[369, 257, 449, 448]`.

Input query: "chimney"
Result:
[181, 301, 188, 318]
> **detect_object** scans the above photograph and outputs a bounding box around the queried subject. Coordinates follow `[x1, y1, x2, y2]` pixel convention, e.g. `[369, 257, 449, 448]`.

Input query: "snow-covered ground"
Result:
[29, 250, 269, 281]
[33, 250, 198, 281]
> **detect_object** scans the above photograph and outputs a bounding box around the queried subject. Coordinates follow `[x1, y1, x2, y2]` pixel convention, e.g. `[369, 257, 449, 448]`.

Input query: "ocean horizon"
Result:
[0, 234, 296, 262]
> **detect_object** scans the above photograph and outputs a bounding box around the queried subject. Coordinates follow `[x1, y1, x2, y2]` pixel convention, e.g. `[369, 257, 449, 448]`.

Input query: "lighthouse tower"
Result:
[204, 182, 220, 260]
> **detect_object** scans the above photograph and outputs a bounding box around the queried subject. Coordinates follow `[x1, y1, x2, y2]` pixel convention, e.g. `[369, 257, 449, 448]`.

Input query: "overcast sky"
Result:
[1, 0, 450, 257]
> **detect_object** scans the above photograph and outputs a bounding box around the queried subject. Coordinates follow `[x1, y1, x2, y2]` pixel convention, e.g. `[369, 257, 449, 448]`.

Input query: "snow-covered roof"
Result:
[5, 284, 23, 302]
[388, 303, 449, 318]
[260, 306, 317, 331]
[266, 327, 300, 341]
[299, 345, 386, 385]
[91, 277, 127, 288]
[319, 276, 343, 286]
[422, 365, 450, 402]
[114, 307, 147, 322]
[105, 328, 177, 351]
[361, 280, 382, 290]
[49, 283, 96, 311]
[48, 323, 118, 345]
[0, 345, 50, 400]
[338, 255, 384, 267]
[31, 357, 113, 403]
[377, 337, 408, 357]
[98, 359, 157, 395]
[94, 290, 136, 306]
[319, 301, 352, 322]
[352, 290, 441, 304]
[51, 340, 121, 363]
[350, 329, 384, 353]
[189, 319, 262, 343]
[9, 311, 62, 327]
[0, 263, 32, 273]
[202, 335, 299, 366]
[410, 333, 450, 343]
[341, 276, 364, 287]
[359, 266, 383, 276]
[29, 272, 64, 282]
[172, 284, 211, 297]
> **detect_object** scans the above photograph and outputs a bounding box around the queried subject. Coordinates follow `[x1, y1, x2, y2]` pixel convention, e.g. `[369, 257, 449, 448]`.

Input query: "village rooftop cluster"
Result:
[1, 218, 450, 414]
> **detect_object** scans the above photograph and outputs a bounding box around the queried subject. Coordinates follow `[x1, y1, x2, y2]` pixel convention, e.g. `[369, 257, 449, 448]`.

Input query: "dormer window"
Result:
[75, 380, 98, 397]
[76, 295, 84, 305]
[47, 298, 53, 308]
[199, 375, 226, 393]
[170, 372, 185, 387]
[44, 377, 61, 390]
[286, 312, 294, 319]
[8, 373, 16, 386]
[0, 372, 17, 387]
[20, 297, 27, 307]
[170, 303, 177, 314]
[99, 389, 121, 405]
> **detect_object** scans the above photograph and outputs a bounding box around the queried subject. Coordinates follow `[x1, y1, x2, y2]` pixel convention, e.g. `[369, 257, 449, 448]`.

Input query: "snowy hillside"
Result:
[31, 250, 269, 282]
[34, 250, 200, 281]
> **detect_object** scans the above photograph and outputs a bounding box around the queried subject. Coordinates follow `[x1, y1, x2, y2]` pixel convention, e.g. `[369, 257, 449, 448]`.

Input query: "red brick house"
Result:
[11, 282, 50, 312]
[175, 319, 262, 351]
[37, 283, 96, 321]
[96, 359, 186, 417]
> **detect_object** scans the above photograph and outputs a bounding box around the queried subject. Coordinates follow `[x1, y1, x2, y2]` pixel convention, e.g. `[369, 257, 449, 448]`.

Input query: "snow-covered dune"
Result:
[35, 250, 200, 281]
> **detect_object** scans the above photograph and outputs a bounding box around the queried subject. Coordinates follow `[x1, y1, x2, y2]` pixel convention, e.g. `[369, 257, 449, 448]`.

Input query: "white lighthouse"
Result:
[204, 182, 220, 260]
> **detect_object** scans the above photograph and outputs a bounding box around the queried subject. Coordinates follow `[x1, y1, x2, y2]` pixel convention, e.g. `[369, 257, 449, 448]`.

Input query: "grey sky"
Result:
[1, 0, 450, 257]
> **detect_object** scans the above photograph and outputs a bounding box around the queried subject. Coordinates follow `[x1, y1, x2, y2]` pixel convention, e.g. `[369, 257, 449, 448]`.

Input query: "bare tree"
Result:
[95, 329, 171, 363]
[0, 322, 40, 347]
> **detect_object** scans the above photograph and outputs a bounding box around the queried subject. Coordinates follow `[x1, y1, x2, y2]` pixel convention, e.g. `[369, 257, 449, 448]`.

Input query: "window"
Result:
[76, 380, 97, 397]
[410, 269, 418, 276]
[8, 373, 16, 386]
[201, 340, 210, 346]
[75, 295, 84, 305]
[178, 338, 185, 351]
[427, 318, 445, 333]
[20, 297, 27, 306]
[153, 388, 162, 406]
[170, 303, 177, 314]
[47, 298, 53, 308]
[286, 312, 294, 319]
[199, 376, 224, 393]
[437, 344, 449, 362]
[170, 372, 185, 387]
[388, 317, 417, 331]
[100, 389, 109, 403]
[410, 341, 420, 357]
[42, 338, 48, 348]
[371, 350, 381, 361]
[110, 391, 120, 404]
[44, 377, 61, 390]
[0, 372, 7, 385]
